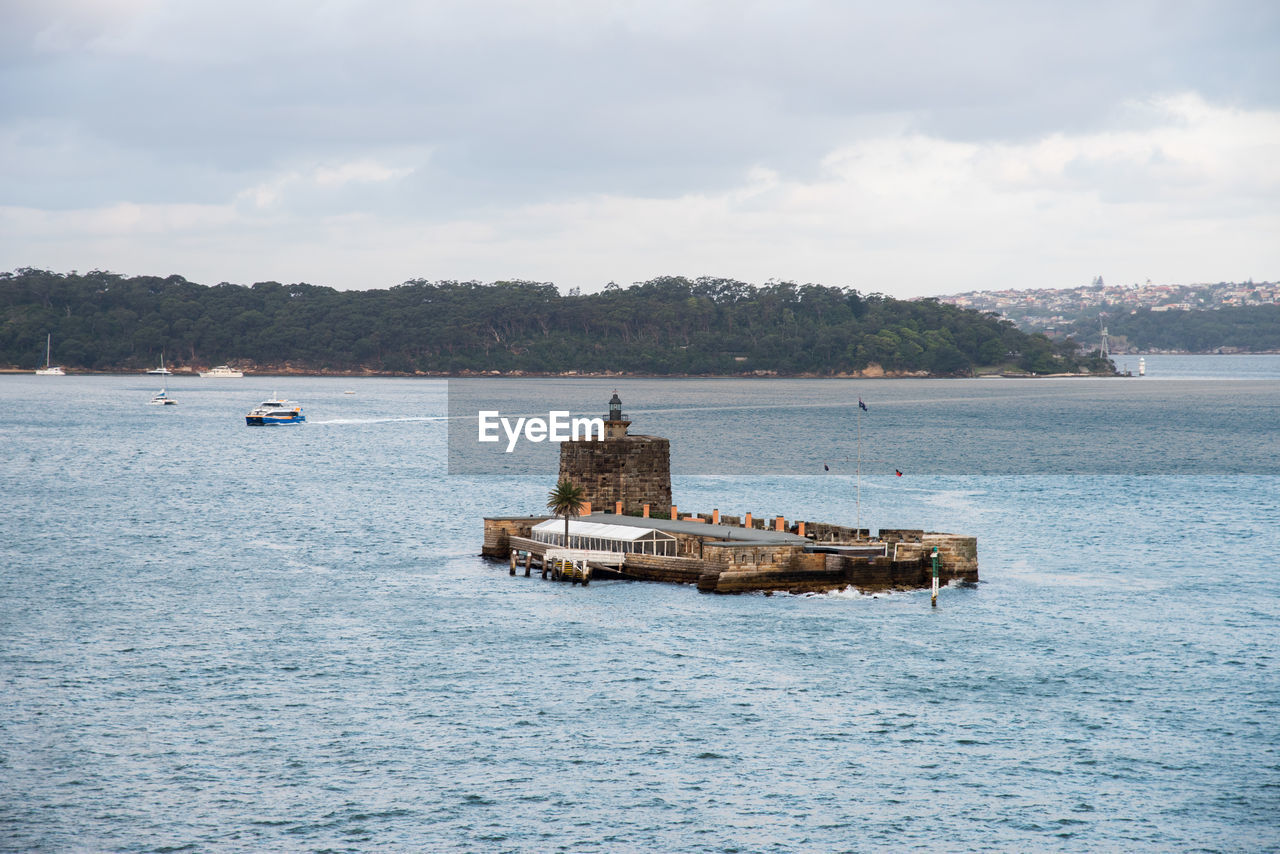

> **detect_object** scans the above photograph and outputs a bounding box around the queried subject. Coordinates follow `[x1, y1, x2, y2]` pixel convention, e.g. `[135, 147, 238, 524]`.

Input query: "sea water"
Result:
[2, 357, 1278, 852]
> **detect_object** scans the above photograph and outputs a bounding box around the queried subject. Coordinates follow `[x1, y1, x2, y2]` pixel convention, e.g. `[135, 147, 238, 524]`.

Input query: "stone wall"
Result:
[699, 552, 849, 594]
[802, 522, 868, 541]
[481, 517, 543, 557]
[484, 515, 978, 593]
[620, 554, 706, 585]
[702, 542, 807, 568]
[559, 435, 671, 515]
[696, 544, 978, 595]
[922, 534, 979, 582]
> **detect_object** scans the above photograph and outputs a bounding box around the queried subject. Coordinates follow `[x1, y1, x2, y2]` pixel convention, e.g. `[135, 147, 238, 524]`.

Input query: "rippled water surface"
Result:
[2, 363, 1278, 852]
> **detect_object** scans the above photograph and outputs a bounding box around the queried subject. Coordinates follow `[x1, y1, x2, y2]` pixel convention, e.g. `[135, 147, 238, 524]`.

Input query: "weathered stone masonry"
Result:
[486, 391, 978, 595]
[482, 516, 978, 595]
[558, 393, 672, 515]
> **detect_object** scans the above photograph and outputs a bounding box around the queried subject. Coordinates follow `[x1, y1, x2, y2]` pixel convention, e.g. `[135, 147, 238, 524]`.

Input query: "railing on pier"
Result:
[542, 548, 620, 584]
[506, 540, 621, 584]
[509, 535, 547, 555]
[544, 548, 624, 567]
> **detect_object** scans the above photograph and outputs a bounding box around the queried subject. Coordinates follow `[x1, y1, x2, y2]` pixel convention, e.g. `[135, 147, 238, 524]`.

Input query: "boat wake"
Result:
[311, 416, 447, 425]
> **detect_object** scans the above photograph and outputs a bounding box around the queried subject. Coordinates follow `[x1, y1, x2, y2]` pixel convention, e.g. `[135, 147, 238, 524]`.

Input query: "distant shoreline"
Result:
[0, 368, 1122, 379]
[4, 351, 1274, 379]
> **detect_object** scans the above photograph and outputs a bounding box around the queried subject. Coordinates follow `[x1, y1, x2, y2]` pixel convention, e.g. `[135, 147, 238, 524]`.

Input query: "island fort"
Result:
[482, 394, 978, 595]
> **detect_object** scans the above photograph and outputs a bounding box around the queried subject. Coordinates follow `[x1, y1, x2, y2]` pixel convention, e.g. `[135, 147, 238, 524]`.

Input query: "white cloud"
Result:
[0, 201, 237, 238]
[313, 160, 412, 187]
[4, 93, 1274, 295]
[2, 1, 1277, 293]
[237, 158, 419, 210]
[451, 94, 1278, 294]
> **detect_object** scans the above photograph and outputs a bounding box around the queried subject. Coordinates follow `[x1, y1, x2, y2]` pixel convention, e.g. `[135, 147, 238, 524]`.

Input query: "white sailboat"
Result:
[146, 352, 173, 375]
[35, 334, 65, 375]
[146, 352, 177, 403]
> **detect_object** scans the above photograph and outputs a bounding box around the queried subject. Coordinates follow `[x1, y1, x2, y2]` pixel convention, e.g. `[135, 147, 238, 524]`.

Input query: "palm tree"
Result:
[546, 479, 586, 549]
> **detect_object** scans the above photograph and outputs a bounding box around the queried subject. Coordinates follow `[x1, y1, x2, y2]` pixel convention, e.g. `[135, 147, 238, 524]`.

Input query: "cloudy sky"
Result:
[2, 0, 1277, 297]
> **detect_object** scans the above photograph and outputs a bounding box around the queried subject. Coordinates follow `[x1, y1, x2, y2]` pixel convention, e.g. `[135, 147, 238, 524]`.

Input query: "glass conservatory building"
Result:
[531, 518, 678, 556]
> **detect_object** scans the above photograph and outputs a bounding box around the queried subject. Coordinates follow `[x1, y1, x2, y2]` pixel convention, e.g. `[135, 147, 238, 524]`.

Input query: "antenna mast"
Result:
[856, 404, 862, 540]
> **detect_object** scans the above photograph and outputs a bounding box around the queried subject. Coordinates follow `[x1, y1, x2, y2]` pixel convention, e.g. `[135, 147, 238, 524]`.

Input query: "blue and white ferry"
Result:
[245, 397, 305, 426]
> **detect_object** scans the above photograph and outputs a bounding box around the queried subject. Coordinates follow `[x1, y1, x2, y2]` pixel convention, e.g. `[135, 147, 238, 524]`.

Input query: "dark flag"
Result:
[823, 463, 829, 471]
[858, 398, 868, 411]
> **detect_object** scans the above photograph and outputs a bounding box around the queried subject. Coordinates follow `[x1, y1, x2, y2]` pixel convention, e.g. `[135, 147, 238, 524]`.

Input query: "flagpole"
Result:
[856, 402, 862, 540]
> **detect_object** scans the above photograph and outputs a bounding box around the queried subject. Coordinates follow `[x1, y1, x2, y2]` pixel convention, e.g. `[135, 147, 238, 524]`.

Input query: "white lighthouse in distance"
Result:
[1138, 357, 1146, 377]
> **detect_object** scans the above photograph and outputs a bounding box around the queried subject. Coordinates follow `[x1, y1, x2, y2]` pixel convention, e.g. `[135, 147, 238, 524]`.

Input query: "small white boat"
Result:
[148, 388, 177, 406]
[35, 334, 65, 375]
[146, 352, 172, 375]
[246, 397, 304, 426]
[200, 365, 245, 378]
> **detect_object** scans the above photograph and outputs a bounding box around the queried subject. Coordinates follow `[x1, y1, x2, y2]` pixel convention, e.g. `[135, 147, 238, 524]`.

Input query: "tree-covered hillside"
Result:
[1063, 305, 1280, 353]
[0, 269, 1110, 375]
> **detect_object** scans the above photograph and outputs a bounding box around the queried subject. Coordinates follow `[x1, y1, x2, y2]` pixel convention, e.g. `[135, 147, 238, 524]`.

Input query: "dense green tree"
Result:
[1042, 302, 1280, 354]
[0, 268, 1111, 375]
[1065, 306, 1280, 353]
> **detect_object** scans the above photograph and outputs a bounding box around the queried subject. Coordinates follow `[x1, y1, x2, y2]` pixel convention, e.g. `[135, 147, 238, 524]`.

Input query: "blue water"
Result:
[448, 374, 1280, 476]
[1120, 353, 1280, 380]
[2, 360, 1279, 852]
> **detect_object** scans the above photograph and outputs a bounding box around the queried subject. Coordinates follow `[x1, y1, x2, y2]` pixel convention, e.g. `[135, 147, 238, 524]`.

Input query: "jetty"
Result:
[481, 393, 977, 595]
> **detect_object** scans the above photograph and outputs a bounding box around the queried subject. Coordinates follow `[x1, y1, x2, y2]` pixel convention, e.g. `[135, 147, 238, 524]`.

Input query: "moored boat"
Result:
[146, 352, 172, 375]
[246, 397, 304, 425]
[35, 334, 65, 375]
[149, 388, 177, 405]
[200, 365, 244, 378]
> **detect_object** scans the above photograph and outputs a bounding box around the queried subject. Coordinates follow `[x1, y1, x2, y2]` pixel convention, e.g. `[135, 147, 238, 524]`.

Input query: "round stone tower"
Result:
[559, 392, 672, 515]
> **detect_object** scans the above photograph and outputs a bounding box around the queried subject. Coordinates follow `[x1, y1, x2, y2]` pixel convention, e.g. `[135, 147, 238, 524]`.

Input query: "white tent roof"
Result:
[570, 513, 809, 545]
[532, 518, 675, 542]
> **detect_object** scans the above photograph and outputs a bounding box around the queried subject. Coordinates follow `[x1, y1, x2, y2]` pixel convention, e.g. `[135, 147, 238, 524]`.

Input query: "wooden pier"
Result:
[506, 537, 625, 585]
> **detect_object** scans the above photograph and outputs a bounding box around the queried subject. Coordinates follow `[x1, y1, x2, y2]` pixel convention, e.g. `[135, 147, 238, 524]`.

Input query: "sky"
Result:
[1, 0, 1277, 298]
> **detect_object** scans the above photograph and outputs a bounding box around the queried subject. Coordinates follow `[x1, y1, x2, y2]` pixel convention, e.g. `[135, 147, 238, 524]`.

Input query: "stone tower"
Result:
[559, 392, 672, 515]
